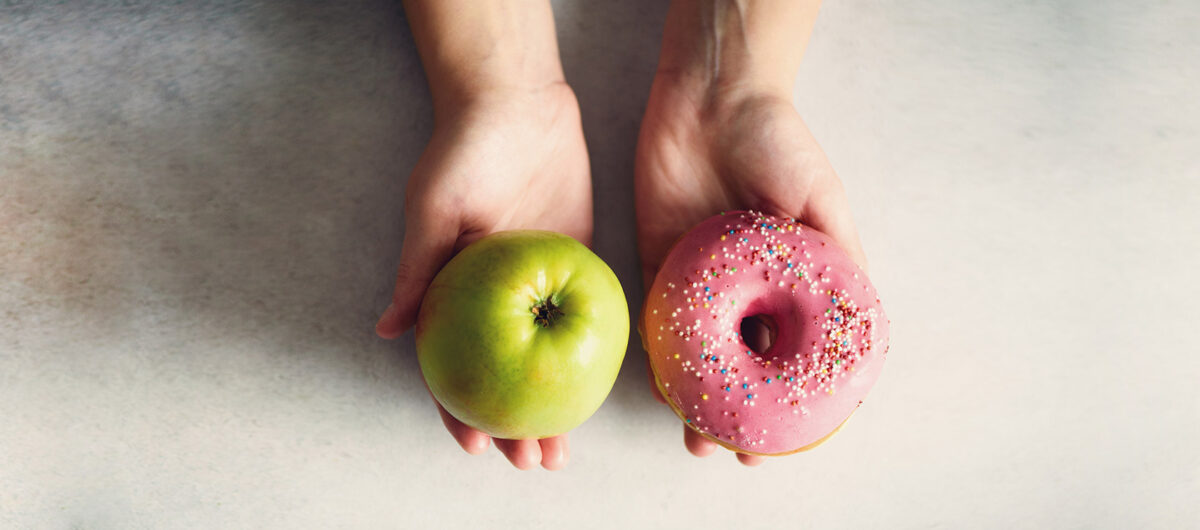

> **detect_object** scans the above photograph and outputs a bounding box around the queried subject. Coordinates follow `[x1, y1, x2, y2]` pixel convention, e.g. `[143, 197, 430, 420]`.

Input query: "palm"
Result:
[635, 89, 864, 283]
[634, 85, 866, 465]
[410, 85, 592, 250]
[379, 85, 590, 470]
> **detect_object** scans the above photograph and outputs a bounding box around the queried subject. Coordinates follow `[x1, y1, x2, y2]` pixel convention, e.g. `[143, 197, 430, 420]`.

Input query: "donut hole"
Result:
[740, 314, 777, 355]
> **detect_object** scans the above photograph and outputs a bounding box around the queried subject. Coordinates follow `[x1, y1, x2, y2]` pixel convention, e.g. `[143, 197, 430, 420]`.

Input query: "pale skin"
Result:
[377, 0, 866, 469]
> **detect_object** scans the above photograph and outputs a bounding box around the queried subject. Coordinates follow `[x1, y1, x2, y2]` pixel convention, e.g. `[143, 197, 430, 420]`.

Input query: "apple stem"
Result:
[531, 299, 564, 328]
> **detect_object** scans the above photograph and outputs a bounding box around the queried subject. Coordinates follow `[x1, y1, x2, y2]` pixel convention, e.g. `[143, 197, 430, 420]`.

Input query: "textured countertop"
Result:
[2, 1, 1197, 528]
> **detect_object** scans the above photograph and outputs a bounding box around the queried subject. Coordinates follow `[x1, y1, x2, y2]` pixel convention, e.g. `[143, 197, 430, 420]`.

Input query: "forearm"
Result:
[402, 0, 565, 121]
[656, 0, 822, 98]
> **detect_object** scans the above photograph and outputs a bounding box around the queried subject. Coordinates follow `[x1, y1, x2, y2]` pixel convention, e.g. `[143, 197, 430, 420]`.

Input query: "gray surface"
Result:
[2, 1, 1198, 528]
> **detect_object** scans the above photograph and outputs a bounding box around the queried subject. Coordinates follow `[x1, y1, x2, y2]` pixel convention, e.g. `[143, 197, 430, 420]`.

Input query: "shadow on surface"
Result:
[2, 1, 430, 404]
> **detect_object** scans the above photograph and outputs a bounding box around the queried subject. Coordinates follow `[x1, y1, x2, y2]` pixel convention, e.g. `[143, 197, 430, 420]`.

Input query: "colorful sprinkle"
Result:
[645, 210, 883, 451]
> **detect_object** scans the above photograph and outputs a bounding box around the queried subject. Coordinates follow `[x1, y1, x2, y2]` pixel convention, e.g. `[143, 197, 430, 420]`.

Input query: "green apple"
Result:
[415, 230, 628, 439]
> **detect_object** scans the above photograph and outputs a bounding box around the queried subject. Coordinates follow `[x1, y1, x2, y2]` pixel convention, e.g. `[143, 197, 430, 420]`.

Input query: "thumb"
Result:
[376, 208, 458, 340]
[801, 181, 869, 274]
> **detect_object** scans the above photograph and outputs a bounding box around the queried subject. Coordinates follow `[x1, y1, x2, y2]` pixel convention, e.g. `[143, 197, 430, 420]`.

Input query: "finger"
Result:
[537, 435, 569, 471]
[683, 424, 717, 457]
[736, 453, 765, 466]
[801, 180, 869, 273]
[375, 209, 459, 339]
[640, 262, 670, 405]
[434, 402, 491, 455]
[494, 438, 542, 470]
[646, 358, 667, 404]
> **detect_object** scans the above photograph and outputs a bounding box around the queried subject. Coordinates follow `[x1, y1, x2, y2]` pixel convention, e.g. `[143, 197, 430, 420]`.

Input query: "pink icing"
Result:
[642, 211, 889, 454]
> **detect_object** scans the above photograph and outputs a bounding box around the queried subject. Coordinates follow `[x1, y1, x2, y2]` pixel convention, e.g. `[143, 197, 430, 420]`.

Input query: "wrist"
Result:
[431, 80, 579, 132]
[653, 0, 821, 105]
[428, 68, 567, 125]
[655, 38, 795, 103]
[650, 67, 790, 116]
[404, 0, 566, 123]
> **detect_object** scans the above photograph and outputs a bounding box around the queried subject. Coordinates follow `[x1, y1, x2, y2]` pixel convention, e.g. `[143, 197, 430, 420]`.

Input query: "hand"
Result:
[381, 0, 585, 471]
[634, 75, 866, 466]
[376, 83, 591, 470]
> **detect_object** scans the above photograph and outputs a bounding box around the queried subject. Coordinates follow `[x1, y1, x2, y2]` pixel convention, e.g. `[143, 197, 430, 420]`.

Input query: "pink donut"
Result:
[640, 211, 890, 455]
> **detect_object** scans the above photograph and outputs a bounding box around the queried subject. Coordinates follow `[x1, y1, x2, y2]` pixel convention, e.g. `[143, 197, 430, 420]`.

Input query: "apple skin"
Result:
[415, 230, 628, 439]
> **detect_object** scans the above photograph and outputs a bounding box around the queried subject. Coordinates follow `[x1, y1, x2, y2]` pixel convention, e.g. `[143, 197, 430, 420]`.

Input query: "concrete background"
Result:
[2, 1, 1197, 528]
